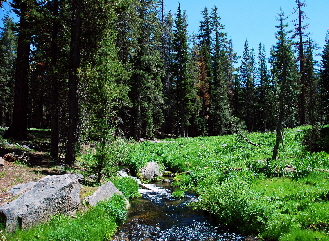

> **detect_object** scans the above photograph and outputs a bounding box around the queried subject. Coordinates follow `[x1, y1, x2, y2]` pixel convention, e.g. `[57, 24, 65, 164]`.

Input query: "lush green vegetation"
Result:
[1, 0, 328, 239]
[123, 126, 329, 240]
[1, 0, 329, 167]
[2, 177, 139, 241]
[4, 195, 126, 241]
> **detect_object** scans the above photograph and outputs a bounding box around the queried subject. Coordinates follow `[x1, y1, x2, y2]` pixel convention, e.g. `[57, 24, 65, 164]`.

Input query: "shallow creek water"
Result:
[112, 181, 244, 241]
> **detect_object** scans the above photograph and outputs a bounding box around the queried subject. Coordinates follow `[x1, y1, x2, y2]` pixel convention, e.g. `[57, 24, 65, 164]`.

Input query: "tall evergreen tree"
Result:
[0, 16, 16, 127]
[239, 40, 257, 132]
[5, 0, 36, 140]
[128, 0, 164, 140]
[292, 0, 310, 125]
[208, 6, 231, 135]
[79, 2, 130, 144]
[186, 42, 202, 137]
[50, 0, 60, 159]
[304, 40, 318, 125]
[172, 3, 194, 137]
[271, 10, 299, 160]
[257, 43, 276, 131]
[226, 39, 239, 120]
[320, 31, 329, 123]
[65, 0, 82, 165]
[161, 11, 175, 136]
[196, 7, 212, 134]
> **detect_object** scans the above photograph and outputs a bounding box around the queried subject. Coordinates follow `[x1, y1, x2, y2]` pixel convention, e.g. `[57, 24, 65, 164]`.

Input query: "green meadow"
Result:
[124, 126, 329, 240]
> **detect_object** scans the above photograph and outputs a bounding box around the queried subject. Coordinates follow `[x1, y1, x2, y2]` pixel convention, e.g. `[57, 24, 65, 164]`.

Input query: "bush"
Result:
[80, 136, 129, 183]
[191, 175, 268, 235]
[111, 176, 140, 200]
[262, 213, 294, 240]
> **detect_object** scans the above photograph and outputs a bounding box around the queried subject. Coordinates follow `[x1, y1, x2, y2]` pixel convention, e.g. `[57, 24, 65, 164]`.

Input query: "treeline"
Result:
[0, 0, 329, 164]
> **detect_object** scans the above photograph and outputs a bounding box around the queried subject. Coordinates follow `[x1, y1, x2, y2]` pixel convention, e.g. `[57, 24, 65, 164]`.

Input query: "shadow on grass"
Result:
[0, 128, 60, 168]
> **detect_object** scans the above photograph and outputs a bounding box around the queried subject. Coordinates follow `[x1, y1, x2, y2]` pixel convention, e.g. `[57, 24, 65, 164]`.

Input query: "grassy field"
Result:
[2, 126, 329, 240]
[124, 126, 329, 240]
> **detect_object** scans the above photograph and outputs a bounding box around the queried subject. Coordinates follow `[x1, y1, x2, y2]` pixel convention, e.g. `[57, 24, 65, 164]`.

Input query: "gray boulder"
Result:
[85, 181, 129, 209]
[8, 182, 37, 196]
[0, 174, 81, 232]
[0, 157, 4, 167]
[139, 162, 161, 180]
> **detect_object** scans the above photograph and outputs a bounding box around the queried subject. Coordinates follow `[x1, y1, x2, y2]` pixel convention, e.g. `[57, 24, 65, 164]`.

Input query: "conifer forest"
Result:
[2, 1, 329, 240]
[0, 0, 329, 165]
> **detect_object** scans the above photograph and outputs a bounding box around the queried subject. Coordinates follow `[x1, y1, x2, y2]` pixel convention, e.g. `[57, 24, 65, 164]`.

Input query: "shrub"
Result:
[262, 213, 294, 240]
[80, 136, 129, 183]
[191, 176, 268, 235]
[111, 176, 140, 200]
[172, 189, 185, 198]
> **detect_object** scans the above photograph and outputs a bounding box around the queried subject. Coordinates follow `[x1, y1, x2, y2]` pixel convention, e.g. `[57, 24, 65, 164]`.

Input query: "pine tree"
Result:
[50, 0, 60, 159]
[0, 16, 16, 127]
[5, 0, 36, 140]
[239, 40, 257, 132]
[304, 39, 318, 125]
[271, 10, 299, 160]
[65, 0, 82, 165]
[208, 6, 231, 135]
[186, 43, 202, 137]
[27, 0, 59, 129]
[320, 31, 329, 123]
[226, 39, 239, 122]
[172, 3, 194, 137]
[196, 7, 212, 135]
[79, 5, 129, 143]
[27, 0, 74, 160]
[161, 12, 175, 136]
[257, 43, 276, 131]
[292, 0, 310, 125]
[128, 0, 164, 140]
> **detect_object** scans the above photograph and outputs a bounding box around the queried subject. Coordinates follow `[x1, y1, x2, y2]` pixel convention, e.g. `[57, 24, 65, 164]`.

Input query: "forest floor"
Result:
[0, 129, 63, 207]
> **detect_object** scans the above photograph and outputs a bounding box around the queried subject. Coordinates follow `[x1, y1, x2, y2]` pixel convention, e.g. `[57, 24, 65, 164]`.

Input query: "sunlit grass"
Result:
[5, 195, 127, 241]
[125, 126, 329, 239]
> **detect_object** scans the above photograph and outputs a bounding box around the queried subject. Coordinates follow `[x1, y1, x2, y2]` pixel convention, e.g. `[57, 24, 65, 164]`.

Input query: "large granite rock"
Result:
[0, 157, 4, 167]
[139, 162, 161, 180]
[0, 174, 81, 232]
[8, 182, 37, 196]
[85, 181, 129, 209]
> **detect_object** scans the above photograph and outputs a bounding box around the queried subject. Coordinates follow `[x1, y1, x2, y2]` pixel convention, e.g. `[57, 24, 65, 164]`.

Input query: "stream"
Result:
[112, 181, 244, 241]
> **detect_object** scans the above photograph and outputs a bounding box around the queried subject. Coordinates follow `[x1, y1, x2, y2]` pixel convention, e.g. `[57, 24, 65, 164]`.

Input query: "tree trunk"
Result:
[297, 0, 306, 125]
[0, 105, 3, 127]
[272, 117, 283, 160]
[65, 0, 81, 166]
[51, 0, 59, 160]
[272, 87, 285, 160]
[5, 1, 31, 140]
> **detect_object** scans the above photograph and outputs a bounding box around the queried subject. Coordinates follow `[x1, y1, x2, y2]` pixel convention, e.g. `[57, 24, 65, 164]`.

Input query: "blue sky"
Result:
[1, 0, 328, 62]
[165, 0, 329, 62]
